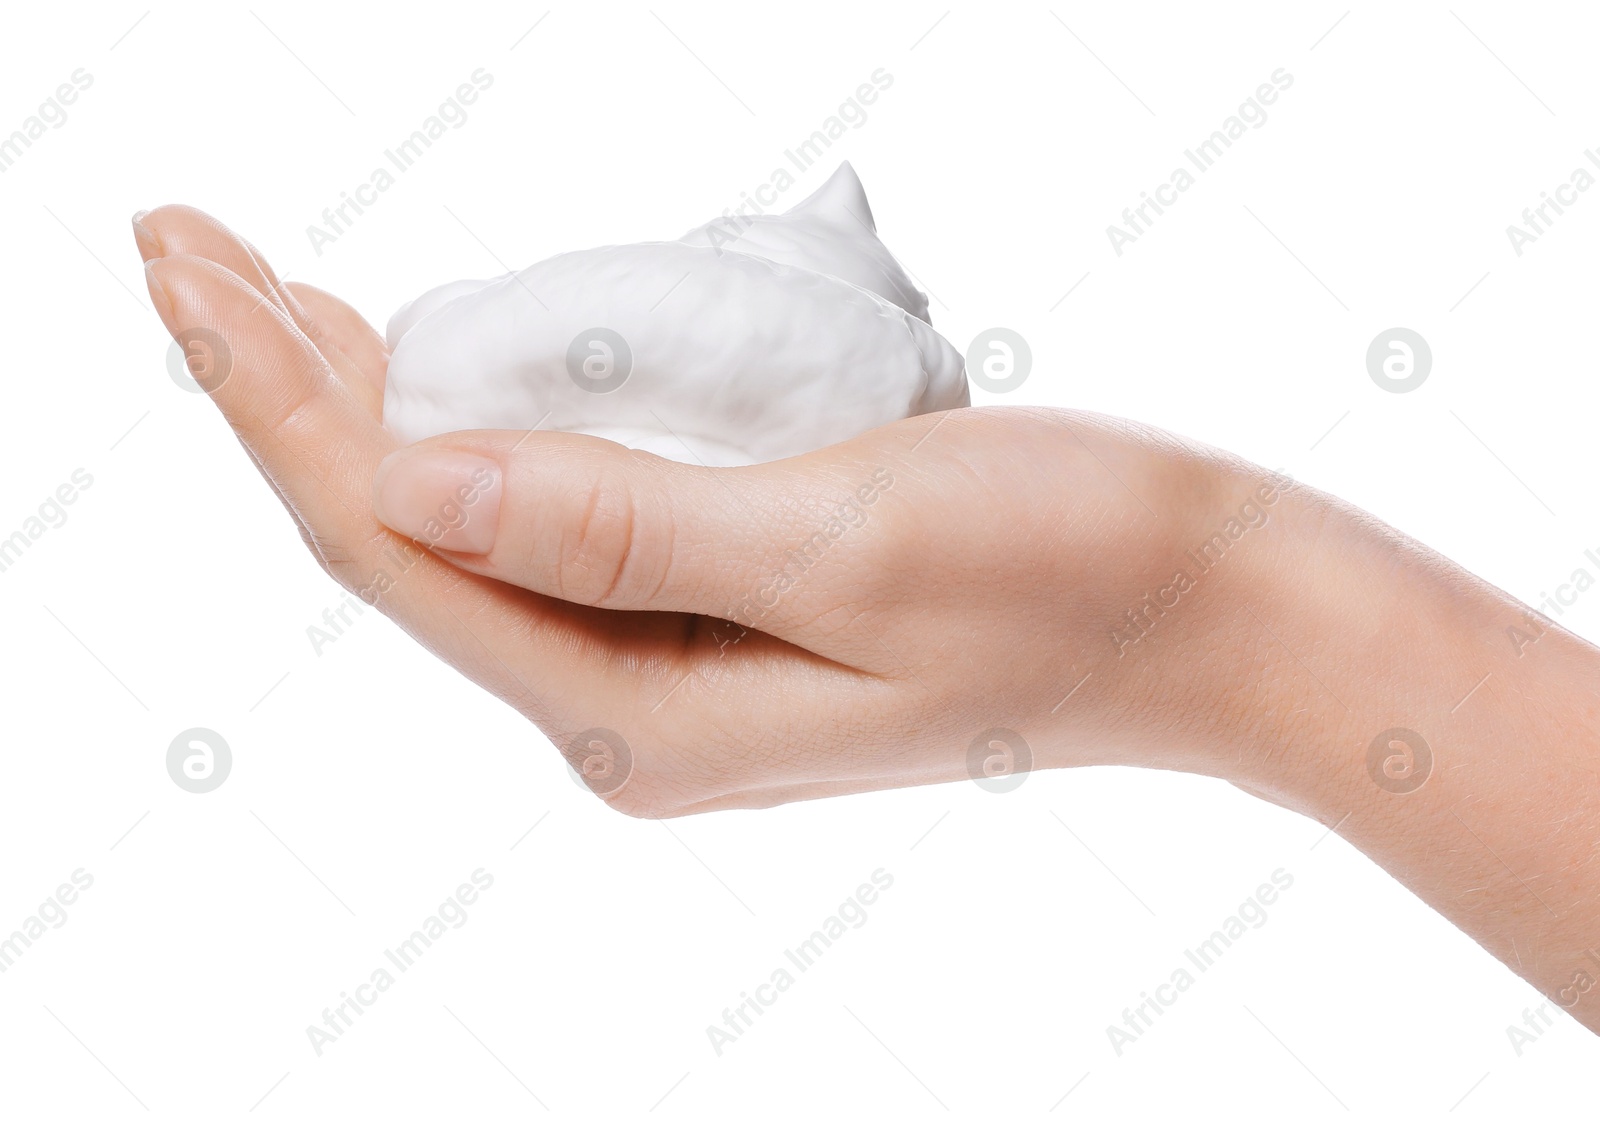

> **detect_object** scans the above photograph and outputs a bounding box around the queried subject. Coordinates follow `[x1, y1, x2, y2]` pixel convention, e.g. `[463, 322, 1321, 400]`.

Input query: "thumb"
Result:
[369, 429, 880, 635]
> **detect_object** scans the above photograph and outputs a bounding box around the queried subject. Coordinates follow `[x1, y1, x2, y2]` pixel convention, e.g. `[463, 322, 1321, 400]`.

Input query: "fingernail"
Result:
[372, 450, 502, 554]
[143, 260, 174, 322]
[131, 210, 162, 260]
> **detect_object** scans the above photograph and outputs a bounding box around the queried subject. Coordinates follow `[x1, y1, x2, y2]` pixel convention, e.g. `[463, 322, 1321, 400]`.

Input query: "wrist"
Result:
[1080, 456, 1466, 805]
[1034, 444, 1322, 786]
[1227, 483, 1600, 1019]
[1182, 476, 1462, 811]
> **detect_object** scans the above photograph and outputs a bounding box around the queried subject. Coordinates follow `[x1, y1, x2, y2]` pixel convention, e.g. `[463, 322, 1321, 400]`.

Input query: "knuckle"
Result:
[560, 472, 636, 605]
[557, 466, 672, 609]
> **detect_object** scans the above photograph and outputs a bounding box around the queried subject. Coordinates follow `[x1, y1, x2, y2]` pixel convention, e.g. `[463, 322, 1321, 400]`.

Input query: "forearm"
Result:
[1207, 477, 1600, 1027]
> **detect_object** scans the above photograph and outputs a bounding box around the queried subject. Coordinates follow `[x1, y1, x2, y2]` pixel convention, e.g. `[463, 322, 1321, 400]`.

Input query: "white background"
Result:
[2, 1, 1597, 1118]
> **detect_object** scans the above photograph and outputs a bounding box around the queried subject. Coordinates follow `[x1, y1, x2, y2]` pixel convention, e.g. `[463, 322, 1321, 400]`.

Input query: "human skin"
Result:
[134, 205, 1600, 1034]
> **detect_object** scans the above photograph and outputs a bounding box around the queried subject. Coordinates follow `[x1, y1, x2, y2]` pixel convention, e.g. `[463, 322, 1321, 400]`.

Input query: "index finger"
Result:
[140, 240, 640, 726]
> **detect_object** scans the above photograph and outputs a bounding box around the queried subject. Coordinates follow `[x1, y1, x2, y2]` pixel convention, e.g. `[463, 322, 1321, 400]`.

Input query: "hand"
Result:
[135, 204, 1600, 1033]
[132, 204, 1286, 818]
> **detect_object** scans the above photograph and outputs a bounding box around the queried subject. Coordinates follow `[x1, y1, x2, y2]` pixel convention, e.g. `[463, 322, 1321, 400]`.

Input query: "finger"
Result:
[134, 206, 379, 414]
[368, 428, 899, 659]
[244, 244, 386, 418]
[140, 252, 656, 723]
[285, 281, 389, 406]
[135, 204, 299, 320]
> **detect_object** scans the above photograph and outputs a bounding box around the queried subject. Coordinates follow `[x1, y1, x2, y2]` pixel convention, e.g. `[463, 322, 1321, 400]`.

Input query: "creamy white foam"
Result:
[383, 163, 969, 464]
